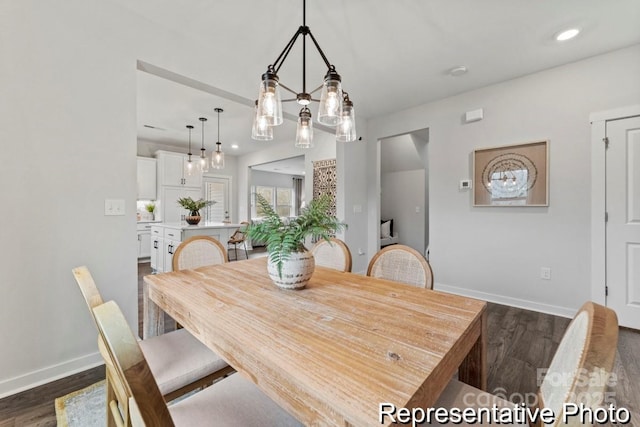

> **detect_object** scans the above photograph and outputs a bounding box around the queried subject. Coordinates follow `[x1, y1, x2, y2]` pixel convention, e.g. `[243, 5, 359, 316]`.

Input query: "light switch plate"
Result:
[105, 199, 126, 216]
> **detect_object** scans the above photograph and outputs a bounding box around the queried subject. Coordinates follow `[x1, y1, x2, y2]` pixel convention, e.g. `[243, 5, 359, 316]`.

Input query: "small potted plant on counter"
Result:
[144, 202, 156, 221]
[177, 197, 214, 225]
[246, 194, 346, 290]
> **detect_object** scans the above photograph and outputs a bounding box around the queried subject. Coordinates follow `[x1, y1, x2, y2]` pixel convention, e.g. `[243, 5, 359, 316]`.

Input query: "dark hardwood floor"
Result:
[1, 262, 638, 426]
[0, 366, 104, 427]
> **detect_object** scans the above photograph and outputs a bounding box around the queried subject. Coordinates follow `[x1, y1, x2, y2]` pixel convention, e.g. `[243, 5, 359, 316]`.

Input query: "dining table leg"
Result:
[143, 279, 164, 339]
[458, 309, 487, 390]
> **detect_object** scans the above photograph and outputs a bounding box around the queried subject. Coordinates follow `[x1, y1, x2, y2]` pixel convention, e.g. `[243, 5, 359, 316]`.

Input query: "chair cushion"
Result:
[139, 329, 229, 396]
[169, 372, 302, 426]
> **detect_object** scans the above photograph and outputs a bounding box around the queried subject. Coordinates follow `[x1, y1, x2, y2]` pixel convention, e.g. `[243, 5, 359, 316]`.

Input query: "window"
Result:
[255, 186, 274, 217]
[252, 185, 293, 218]
[276, 188, 292, 217]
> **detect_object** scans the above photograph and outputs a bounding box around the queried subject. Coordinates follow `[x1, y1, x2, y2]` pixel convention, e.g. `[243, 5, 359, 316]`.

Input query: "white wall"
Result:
[381, 169, 426, 253]
[415, 134, 430, 252]
[362, 44, 640, 316]
[0, 0, 251, 397]
[338, 136, 370, 273]
[236, 136, 337, 224]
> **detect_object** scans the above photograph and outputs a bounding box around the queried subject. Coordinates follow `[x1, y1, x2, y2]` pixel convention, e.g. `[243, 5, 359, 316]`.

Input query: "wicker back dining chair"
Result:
[366, 244, 434, 289]
[434, 302, 618, 427]
[72, 267, 233, 414]
[93, 300, 302, 427]
[310, 238, 352, 272]
[172, 236, 228, 271]
[227, 221, 249, 261]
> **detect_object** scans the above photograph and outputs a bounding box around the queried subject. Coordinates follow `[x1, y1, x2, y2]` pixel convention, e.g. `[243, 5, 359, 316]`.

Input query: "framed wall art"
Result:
[473, 140, 549, 207]
[313, 158, 337, 216]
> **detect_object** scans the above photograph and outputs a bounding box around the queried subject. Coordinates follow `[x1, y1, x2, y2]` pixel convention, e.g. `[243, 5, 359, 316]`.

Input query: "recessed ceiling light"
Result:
[555, 28, 580, 41]
[448, 66, 468, 77]
[231, 144, 239, 149]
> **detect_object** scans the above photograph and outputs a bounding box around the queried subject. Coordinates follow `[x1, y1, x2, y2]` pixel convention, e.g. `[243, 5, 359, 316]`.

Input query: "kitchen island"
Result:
[150, 222, 242, 272]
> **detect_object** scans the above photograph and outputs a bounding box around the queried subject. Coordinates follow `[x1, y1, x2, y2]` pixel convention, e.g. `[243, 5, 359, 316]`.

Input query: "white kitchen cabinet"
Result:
[137, 223, 153, 259]
[156, 151, 202, 188]
[155, 151, 203, 222]
[150, 226, 163, 271]
[150, 223, 241, 273]
[136, 157, 157, 200]
[163, 237, 181, 273]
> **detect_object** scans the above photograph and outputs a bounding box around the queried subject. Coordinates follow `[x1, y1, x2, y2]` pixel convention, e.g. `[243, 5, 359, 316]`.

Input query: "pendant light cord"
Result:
[187, 126, 192, 156]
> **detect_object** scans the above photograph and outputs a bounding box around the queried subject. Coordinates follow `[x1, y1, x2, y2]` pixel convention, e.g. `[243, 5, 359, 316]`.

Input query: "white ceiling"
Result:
[132, 0, 640, 155]
[381, 133, 428, 174]
[251, 156, 306, 176]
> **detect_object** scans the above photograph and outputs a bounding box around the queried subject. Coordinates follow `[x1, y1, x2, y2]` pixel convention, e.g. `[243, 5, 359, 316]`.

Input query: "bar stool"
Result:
[227, 221, 249, 261]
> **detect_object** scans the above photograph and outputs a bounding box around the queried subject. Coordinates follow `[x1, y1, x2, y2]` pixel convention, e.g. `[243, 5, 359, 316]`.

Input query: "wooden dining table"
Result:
[143, 257, 487, 426]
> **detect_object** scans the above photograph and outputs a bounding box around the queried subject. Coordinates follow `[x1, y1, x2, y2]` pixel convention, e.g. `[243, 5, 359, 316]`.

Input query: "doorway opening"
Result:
[379, 128, 429, 256]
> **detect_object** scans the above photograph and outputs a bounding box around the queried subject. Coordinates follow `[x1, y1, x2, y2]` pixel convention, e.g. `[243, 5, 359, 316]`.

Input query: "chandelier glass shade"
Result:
[256, 71, 283, 127]
[335, 92, 356, 143]
[252, 0, 356, 145]
[251, 100, 274, 140]
[211, 108, 225, 170]
[317, 69, 343, 126]
[295, 107, 313, 148]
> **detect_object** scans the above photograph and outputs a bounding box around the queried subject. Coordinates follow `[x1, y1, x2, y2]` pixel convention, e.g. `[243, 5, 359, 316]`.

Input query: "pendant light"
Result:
[336, 92, 356, 142]
[211, 107, 225, 170]
[254, 0, 356, 146]
[185, 125, 198, 175]
[199, 117, 209, 173]
[295, 107, 313, 148]
[251, 100, 273, 140]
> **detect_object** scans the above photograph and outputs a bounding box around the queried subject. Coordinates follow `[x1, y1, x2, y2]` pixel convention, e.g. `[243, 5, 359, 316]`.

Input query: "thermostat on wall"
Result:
[459, 179, 472, 190]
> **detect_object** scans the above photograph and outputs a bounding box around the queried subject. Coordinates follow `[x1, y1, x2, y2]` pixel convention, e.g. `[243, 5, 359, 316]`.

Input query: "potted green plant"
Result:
[177, 197, 214, 225]
[145, 202, 156, 220]
[247, 194, 346, 289]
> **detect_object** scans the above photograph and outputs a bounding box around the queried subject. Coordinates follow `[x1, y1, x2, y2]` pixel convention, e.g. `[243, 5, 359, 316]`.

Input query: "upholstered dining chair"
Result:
[310, 237, 352, 272]
[172, 236, 227, 271]
[430, 301, 618, 426]
[367, 244, 434, 289]
[93, 300, 302, 427]
[227, 221, 249, 261]
[72, 267, 234, 406]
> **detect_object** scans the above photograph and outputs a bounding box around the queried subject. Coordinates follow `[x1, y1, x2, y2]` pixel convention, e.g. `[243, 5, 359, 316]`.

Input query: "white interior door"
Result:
[606, 115, 640, 329]
[203, 176, 230, 222]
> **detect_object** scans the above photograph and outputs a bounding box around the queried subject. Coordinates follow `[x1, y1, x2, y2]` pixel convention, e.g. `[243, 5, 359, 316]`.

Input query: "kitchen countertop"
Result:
[152, 222, 242, 230]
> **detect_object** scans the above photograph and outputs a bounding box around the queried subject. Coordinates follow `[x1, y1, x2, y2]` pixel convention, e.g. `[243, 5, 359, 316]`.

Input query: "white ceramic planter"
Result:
[267, 250, 315, 290]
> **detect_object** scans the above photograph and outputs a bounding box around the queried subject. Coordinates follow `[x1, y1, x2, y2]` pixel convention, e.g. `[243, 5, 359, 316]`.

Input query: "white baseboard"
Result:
[434, 282, 576, 319]
[0, 351, 103, 399]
